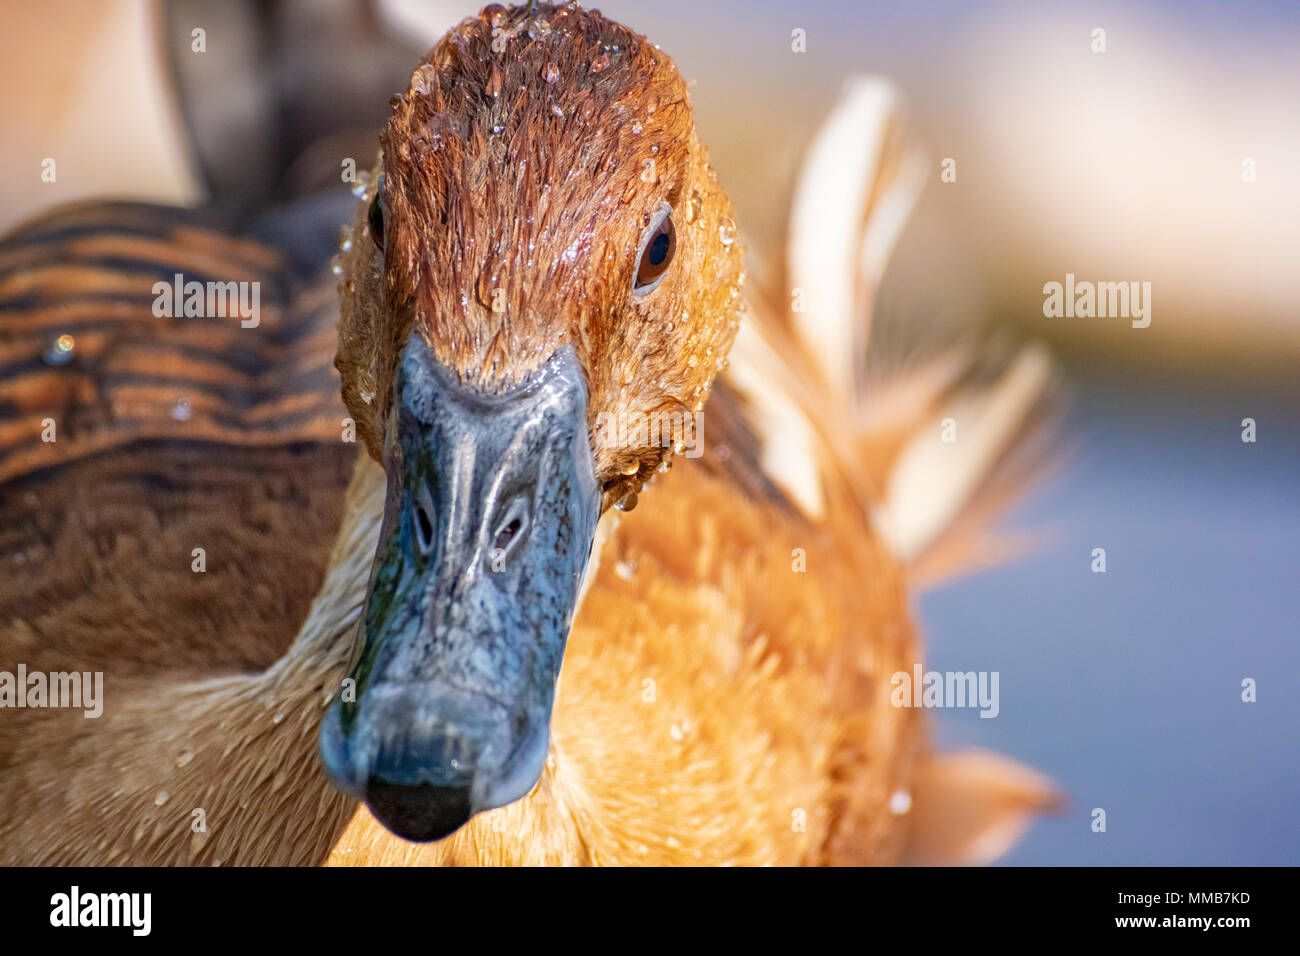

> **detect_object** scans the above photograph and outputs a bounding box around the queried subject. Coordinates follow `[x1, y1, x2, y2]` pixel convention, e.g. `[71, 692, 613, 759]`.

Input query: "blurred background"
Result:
[2, 0, 1295, 864]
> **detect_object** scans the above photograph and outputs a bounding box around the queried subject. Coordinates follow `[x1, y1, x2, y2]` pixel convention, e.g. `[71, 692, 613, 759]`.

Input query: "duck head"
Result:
[320, 2, 744, 841]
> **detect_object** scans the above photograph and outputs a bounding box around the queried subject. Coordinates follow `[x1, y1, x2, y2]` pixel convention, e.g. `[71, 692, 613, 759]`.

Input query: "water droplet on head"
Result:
[685, 190, 702, 224]
[590, 53, 610, 74]
[410, 64, 435, 96]
[889, 790, 913, 815]
[615, 559, 637, 579]
[154, 790, 170, 807]
[718, 216, 737, 247]
[171, 397, 191, 421]
[542, 62, 560, 83]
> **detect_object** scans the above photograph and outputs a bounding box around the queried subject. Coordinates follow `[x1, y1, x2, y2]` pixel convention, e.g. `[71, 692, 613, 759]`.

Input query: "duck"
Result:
[0, 1, 1058, 866]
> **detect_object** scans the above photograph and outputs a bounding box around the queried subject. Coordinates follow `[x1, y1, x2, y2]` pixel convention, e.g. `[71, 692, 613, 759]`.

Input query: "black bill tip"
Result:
[363, 778, 473, 843]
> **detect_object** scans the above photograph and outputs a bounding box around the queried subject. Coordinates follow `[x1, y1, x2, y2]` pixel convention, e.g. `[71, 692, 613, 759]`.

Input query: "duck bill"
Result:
[320, 336, 600, 842]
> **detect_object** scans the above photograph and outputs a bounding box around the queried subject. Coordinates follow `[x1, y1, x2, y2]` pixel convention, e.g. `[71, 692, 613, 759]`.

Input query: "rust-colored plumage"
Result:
[0, 3, 1056, 866]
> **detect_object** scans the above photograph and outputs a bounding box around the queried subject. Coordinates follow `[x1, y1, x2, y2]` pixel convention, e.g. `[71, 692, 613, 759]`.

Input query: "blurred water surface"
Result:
[920, 364, 1300, 865]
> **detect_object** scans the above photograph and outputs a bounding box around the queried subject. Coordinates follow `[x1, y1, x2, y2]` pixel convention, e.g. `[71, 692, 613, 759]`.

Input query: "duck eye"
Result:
[633, 206, 675, 294]
[368, 179, 385, 251]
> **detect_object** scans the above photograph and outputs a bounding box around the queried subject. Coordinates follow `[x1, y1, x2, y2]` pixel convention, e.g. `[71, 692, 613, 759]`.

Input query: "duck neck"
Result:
[257, 450, 388, 701]
[33, 452, 390, 865]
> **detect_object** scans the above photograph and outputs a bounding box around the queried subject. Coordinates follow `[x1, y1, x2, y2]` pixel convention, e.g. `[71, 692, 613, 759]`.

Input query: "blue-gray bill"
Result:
[320, 336, 601, 842]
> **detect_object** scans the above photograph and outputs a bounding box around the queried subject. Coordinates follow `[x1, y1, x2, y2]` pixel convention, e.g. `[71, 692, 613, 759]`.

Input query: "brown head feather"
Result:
[334, 2, 745, 507]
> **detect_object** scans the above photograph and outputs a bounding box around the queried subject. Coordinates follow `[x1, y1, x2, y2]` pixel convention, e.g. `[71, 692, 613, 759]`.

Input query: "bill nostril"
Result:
[412, 480, 436, 557]
[364, 777, 473, 843]
[489, 494, 531, 567]
[494, 516, 523, 552]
